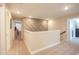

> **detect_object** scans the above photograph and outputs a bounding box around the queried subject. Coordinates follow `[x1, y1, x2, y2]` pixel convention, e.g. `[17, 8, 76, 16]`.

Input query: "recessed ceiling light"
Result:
[28, 16, 32, 18]
[16, 11, 20, 14]
[45, 18, 49, 20]
[64, 6, 69, 10]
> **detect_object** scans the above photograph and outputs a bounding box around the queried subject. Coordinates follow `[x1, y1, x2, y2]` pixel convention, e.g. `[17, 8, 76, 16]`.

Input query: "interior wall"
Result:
[0, 6, 11, 54]
[24, 30, 60, 54]
[0, 6, 6, 54]
[48, 18, 67, 32]
[5, 8, 12, 51]
[23, 18, 48, 31]
[10, 19, 15, 40]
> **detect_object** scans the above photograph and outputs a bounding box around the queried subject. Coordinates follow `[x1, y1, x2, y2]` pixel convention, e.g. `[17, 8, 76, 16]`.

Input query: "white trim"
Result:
[30, 42, 60, 54]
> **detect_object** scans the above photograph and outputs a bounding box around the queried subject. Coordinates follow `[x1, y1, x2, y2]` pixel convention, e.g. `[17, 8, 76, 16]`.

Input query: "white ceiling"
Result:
[6, 3, 79, 19]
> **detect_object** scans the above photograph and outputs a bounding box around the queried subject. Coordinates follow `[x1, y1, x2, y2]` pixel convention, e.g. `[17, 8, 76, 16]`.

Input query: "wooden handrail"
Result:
[60, 31, 66, 35]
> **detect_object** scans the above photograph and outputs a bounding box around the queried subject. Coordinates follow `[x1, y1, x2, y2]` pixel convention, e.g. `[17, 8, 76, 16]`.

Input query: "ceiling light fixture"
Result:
[64, 6, 69, 11]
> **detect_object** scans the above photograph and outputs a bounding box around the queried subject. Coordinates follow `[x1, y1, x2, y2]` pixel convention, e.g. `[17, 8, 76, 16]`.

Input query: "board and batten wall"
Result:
[23, 18, 48, 31]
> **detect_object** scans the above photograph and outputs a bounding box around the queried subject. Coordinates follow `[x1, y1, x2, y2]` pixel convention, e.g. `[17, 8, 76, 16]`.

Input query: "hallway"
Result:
[7, 38, 30, 55]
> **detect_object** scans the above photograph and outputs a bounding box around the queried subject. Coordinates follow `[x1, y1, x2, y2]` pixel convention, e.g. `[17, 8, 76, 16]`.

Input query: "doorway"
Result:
[14, 20, 22, 40]
[68, 18, 79, 44]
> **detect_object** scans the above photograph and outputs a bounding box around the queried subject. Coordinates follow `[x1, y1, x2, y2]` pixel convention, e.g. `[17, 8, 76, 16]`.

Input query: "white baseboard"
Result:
[30, 42, 60, 54]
